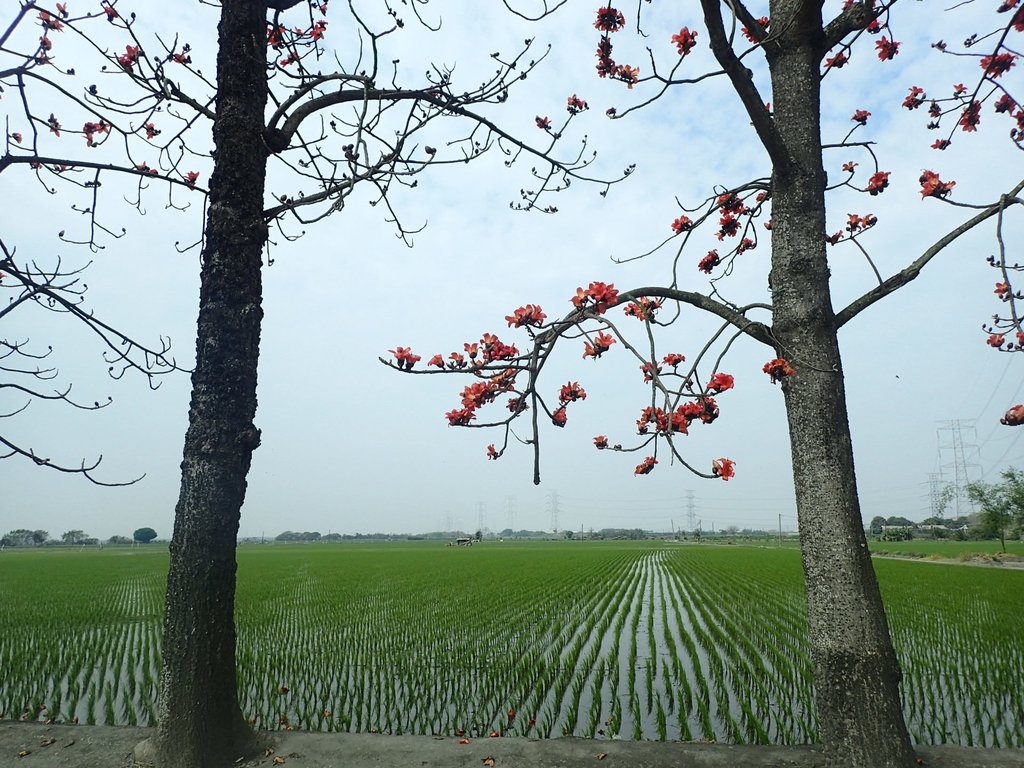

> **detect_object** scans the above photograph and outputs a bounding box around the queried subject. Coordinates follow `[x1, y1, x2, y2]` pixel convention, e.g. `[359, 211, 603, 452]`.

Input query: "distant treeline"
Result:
[1, 528, 157, 547]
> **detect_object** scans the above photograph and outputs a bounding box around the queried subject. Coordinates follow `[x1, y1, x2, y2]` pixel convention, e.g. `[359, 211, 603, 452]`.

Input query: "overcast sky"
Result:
[2, 0, 1022, 540]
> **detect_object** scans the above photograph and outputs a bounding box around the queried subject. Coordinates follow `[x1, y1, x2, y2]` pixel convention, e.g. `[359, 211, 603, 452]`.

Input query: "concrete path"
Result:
[2, 722, 1022, 768]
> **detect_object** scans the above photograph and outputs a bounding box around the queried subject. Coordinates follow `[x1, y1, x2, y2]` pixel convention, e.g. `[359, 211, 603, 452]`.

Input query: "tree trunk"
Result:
[145, 2, 269, 766]
[767, 5, 916, 766]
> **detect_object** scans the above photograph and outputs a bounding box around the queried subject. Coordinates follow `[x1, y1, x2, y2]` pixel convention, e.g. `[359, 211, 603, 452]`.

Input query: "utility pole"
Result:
[778, 514, 783, 547]
[506, 496, 516, 533]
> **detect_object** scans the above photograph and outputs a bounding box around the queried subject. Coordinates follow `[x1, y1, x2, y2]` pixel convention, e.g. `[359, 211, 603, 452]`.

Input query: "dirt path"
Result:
[871, 553, 1024, 569]
[2, 722, 1022, 768]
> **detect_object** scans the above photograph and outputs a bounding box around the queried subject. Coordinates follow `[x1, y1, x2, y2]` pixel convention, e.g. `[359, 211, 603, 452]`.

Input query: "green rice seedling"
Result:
[655, 696, 667, 741]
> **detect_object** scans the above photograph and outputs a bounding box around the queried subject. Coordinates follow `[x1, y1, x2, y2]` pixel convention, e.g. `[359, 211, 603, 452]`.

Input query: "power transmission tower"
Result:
[926, 472, 946, 519]
[936, 420, 982, 516]
[477, 502, 486, 536]
[685, 490, 696, 534]
[545, 489, 561, 533]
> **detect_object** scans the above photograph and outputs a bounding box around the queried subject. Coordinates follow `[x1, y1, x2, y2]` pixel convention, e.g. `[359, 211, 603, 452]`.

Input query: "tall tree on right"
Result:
[389, 3, 1024, 766]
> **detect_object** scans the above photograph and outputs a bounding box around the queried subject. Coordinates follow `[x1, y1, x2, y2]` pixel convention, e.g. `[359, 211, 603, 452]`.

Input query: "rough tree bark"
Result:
[767, 3, 916, 766]
[137, 1, 269, 766]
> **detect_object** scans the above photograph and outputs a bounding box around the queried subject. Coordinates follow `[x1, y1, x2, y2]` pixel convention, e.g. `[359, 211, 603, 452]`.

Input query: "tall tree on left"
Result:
[1, 2, 619, 765]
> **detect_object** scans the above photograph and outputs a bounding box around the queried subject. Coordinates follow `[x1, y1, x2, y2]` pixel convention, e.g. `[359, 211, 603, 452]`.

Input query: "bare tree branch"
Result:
[835, 180, 1024, 328]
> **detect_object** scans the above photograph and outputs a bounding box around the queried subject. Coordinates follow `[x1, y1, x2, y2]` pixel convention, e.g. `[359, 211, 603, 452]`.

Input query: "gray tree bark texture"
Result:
[766, 3, 916, 766]
[147, 1, 269, 766]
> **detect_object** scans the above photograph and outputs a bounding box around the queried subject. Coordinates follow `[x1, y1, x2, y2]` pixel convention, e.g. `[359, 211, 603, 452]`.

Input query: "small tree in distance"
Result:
[967, 467, 1024, 552]
[387, 3, 1024, 766]
[133, 526, 157, 544]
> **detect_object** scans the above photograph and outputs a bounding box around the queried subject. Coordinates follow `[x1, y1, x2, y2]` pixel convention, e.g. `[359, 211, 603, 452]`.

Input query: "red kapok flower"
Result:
[559, 381, 587, 404]
[82, 120, 110, 147]
[572, 281, 619, 314]
[38, 11, 64, 31]
[486, 444, 499, 460]
[640, 362, 661, 383]
[931, 139, 951, 150]
[185, 171, 200, 189]
[671, 215, 693, 234]
[535, 116, 551, 130]
[866, 171, 890, 195]
[634, 456, 657, 475]
[712, 457, 736, 481]
[742, 16, 769, 44]
[707, 372, 734, 393]
[671, 27, 698, 56]
[445, 408, 476, 426]
[594, 435, 609, 449]
[623, 296, 662, 321]
[763, 357, 795, 383]
[981, 53, 1017, 78]
[875, 37, 900, 61]
[567, 94, 588, 114]
[987, 333, 1006, 348]
[118, 44, 141, 72]
[919, 170, 955, 199]
[825, 51, 848, 69]
[1001, 405, 1024, 426]
[662, 353, 686, 367]
[846, 213, 877, 233]
[508, 396, 528, 414]
[552, 407, 568, 427]
[716, 214, 740, 240]
[389, 346, 422, 370]
[595, 6, 626, 32]
[669, 408, 690, 435]
[851, 109, 871, 125]
[506, 304, 547, 328]
[995, 282, 1011, 296]
[697, 250, 721, 274]
[959, 101, 981, 132]
[697, 397, 719, 424]
[995, 94, 1018, 113]
[902, 87, 926, 110]
[427, 354, 444, 368]
[310, 20, 328, 41]
[615, 64, 639, 87]
[583, 331, 616, 359]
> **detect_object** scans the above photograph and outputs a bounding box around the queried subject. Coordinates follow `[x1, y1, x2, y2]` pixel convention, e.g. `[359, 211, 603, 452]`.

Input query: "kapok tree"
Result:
[2, 2, 625, 766]
[386, 3, 1024, 767]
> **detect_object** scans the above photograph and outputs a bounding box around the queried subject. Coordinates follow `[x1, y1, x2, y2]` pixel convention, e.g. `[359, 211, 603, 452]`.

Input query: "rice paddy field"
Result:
[0, 541, 1021, 747]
